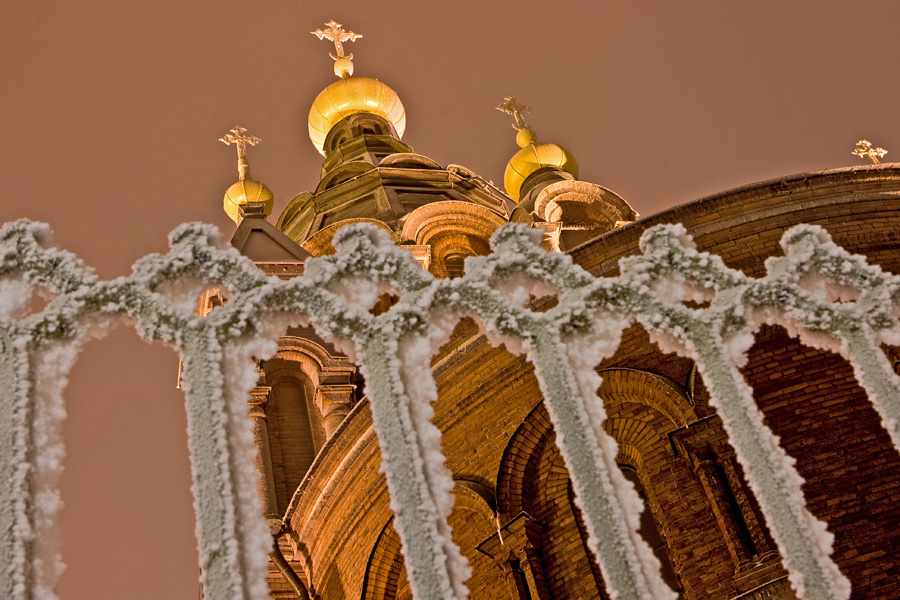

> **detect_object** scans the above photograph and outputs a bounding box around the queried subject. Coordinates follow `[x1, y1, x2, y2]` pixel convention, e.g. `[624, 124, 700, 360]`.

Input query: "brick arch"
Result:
[271, 337, 354, 390]
[301, 218, 397, 257]
[598, 367, 698, 427]
[528, 441, 607, 599]
[613, 439, 644, 471]
[599, 374, 700, 598]
[449, 484, 514, 600]
[526, 428, 679, 599]
[361, 517, 405, 600]
[496, 402, 554, 518]
[263, 338, 358, 514]
[603, 415, 658, 447]
[498, 369, 692, 518]
[454, 477, 497, 517]
[400, 201, 507, 278]
[533, 180, 637, 226]
[361, 482, 504, 600]
[529, 442, 570, 514]
[495, 403, 609, 598]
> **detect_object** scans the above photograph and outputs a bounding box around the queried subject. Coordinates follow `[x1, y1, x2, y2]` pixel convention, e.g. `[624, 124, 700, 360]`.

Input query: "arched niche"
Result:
[495, 368, 697, 599]
[361, 481, 511, 600]
[529, 180, 638, 251]
[533, 180, 636, 227]
[301, 218, 398, 257]
[400, 201, 507, 278]
[495, 403, 605, 599]
[262, 338, 357, 514]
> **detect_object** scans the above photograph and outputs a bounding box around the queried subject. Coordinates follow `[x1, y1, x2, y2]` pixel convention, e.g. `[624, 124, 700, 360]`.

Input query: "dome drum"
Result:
[504, 143, 579, 202]
[516, 166, 578, 209]
[223, 179, 274, 224]
[322, 113, 400, 157]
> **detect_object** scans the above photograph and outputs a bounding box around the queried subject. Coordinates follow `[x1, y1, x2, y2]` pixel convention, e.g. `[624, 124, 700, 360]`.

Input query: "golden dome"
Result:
[308, 76, 407, 155]
[223, 179, 274, 224]
[504, 143, 579, 202]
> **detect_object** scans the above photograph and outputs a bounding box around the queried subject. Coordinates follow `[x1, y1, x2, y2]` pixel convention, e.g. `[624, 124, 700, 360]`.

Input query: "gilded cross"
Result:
[852, 140, 888, 164]
[219, 126, 260, 179]
[496, 96, 532, 131]
[312, 20, 362, 61]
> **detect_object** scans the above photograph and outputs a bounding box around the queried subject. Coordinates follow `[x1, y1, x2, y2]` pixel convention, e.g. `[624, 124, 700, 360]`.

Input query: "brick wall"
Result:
[266, 165, 900, 599]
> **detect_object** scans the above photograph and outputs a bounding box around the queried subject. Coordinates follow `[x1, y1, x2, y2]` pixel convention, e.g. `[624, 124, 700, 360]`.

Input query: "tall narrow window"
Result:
[266, 376, 320, 513]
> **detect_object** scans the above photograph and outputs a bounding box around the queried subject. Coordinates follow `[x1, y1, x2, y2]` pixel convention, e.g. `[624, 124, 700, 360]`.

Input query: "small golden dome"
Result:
[504, 143, 579, 202]
[333, 57, 354, 78]
[515, 128, 536, 148]
[308, 76, 406, 155]
[223, 179, 274, 224]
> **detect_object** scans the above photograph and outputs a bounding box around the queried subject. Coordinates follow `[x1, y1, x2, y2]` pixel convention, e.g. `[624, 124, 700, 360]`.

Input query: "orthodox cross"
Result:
[312, 20, 362, 61]
[496, 95, 532, 131]
[219, 125, 260, 180]
[852, 140, 888, 164]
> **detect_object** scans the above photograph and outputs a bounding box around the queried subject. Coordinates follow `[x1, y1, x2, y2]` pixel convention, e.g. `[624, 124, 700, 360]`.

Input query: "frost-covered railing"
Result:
[1, 220, 899, 600]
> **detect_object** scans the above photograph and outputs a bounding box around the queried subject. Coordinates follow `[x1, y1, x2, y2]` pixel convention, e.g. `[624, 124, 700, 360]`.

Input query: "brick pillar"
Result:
[692, 454, 754, 567]
[405, 245, 432, 270]
[248, 386, 279, 517]
[532, 223, 561, 253]
[505, 557, 533, 600]
[315, 384, 355, 438]
[719, 450, 777, 559]
[516, 546, 551, 600]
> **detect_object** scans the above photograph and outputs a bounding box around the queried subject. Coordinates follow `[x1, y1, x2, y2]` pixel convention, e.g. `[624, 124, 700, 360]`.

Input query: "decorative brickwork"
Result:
[272, 166, 900, 600]
[2, 163, 900, 600]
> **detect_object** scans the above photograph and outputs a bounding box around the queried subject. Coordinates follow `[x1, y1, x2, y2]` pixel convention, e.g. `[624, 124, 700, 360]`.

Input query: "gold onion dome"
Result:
[219, 126, 274, 224]
[223, 179, 274, 223]
[497, 96, 579, 202]
[308, 78, 406, 155]
[309, 20, 406, 156]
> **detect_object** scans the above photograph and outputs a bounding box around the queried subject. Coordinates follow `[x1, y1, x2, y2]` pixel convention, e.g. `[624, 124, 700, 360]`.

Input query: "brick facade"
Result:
[244, 154, 900, 598]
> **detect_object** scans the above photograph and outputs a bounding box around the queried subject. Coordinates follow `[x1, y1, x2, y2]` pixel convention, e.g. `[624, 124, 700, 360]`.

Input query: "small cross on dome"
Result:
[852, 140, 888, 164]
[219, 125, 261, 180]
[496, 96, 532, 132]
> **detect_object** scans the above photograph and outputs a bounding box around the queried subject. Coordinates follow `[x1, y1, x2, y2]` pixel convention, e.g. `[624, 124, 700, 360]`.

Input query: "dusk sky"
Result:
[2, 2, 899, 597]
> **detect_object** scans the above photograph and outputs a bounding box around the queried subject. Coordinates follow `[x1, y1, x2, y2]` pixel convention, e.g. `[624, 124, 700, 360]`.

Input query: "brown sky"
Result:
[1, 1, 899, 597]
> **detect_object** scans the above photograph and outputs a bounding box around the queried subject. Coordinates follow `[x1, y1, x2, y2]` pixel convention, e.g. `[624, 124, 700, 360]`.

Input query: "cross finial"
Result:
[219, 125, 261, 180]
[496, 96, 532, 132]
[852, 140, 888, 164]
[313, 20, 362, 62]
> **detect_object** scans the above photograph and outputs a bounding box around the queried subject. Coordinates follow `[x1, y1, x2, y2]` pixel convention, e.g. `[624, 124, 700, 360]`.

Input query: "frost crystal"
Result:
[2, 218, 898, 600]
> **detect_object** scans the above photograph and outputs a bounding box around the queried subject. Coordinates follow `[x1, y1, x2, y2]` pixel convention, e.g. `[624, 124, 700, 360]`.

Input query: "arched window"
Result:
[264, 365, 326, 514]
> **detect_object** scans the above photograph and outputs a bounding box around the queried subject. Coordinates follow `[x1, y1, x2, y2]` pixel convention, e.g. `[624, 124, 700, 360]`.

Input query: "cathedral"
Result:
[212, 22, 900, 600]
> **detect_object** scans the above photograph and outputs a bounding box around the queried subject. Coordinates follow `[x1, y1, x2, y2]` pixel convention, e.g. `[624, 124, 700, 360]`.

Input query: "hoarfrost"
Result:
[221, 335, 281, 600]
[0, 278, 34, 321]
[2, 217, 899, 600]
[29, 342, 82, 600]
